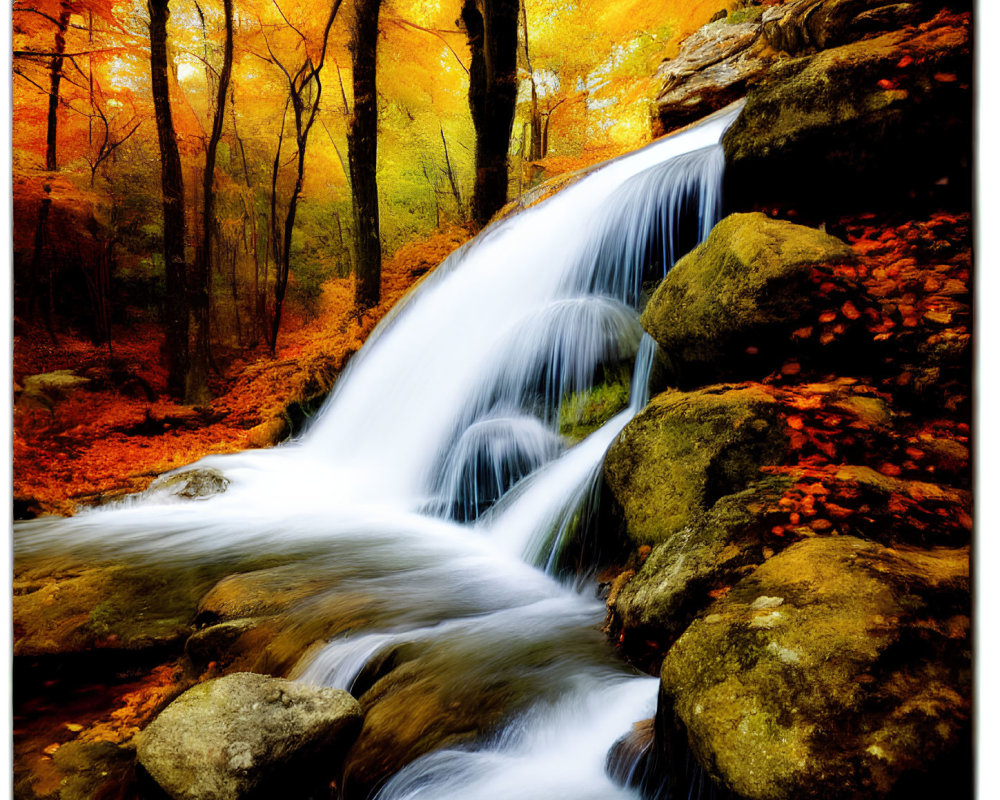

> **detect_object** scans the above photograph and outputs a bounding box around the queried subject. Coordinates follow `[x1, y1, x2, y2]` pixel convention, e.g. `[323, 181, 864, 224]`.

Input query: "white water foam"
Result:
[14, 102, 743, 800]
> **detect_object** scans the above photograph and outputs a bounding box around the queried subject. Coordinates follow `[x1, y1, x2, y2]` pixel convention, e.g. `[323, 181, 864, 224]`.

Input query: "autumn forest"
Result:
[12, 0, 722, 512]
[12, 1, 974, 799]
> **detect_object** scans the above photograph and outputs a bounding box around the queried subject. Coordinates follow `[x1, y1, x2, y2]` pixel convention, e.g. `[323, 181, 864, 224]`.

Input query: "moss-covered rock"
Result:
[137, 672, 362, 800]
[640, 213, 856, 384]
[657, 536, 970, 800]
[12, 562, 209, 656]
[559, 376, 630, 442]
[603, 385, 787, 547]
[611, 476, 792, 651]
[723, 16, 972, 213]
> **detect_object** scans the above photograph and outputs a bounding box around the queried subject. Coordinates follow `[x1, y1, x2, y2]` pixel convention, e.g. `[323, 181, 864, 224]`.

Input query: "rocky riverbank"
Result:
[600, 2, 971, 797]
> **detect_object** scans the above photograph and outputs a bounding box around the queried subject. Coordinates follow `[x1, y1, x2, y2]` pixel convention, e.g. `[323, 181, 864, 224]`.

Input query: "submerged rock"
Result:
[641, 213, 856, 384]
[146, 468, 231, 501]
[136, 672, 362, 800]
[13, 562, 203, 656]
[656, 536, 970, 800]
[604, 385, 786, 548]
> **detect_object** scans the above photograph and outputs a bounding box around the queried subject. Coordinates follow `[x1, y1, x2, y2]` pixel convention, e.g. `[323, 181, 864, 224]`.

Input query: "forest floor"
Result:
[12, 225, 473, 516]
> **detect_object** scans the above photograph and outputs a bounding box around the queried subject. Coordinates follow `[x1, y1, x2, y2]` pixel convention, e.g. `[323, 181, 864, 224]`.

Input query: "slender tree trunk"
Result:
[270, 114, 305, 352]
[461, 0, 519, 229]
[46, 4, 72, 171]
[187, 0, 233, 404]
[265, 0, 342, 351]
[440, 125, 463, 217]
[148, 0, 189, 397]
[520, 1, 542, 161]
[349, 0, 383, 311]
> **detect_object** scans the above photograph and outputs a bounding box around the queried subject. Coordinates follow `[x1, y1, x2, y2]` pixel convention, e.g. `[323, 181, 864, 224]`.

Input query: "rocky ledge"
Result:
[602, 206, 970, 799]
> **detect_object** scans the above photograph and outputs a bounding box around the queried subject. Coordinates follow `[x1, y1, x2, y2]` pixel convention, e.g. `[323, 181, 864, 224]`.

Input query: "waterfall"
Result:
[14, 102, 743, 799]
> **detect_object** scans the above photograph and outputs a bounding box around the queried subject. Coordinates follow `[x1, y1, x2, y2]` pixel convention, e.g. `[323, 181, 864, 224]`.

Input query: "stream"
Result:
[15, 103, 742, 799]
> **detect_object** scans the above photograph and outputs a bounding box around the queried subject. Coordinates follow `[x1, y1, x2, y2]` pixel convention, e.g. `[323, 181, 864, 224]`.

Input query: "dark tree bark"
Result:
[461, 0, 519, 229]
[187, 0, 234, 405]
[148, 0, 189, 397]
[349, 0, 383, 311]
[45, 3, 72, 171]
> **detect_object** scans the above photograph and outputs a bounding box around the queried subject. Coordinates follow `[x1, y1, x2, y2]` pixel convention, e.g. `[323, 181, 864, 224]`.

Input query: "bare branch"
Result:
[386, 17, 468, 75]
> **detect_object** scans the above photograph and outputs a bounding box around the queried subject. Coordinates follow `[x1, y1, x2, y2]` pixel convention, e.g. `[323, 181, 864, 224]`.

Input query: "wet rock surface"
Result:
[136, 672, 362, 800]
[13, 562, 204, 657]
[145, 469, 231, 502]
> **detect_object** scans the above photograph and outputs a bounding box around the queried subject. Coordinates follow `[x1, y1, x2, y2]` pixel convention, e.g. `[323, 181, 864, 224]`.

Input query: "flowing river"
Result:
[15, 103, 741, 799]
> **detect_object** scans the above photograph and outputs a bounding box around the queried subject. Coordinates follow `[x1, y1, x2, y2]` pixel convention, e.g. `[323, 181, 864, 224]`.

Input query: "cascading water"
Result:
[14, 102, 742, 799]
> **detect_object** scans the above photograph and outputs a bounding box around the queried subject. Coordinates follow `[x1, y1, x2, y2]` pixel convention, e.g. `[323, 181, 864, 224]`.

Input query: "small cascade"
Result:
[569, 144, 724, 306]
[14, 102, 744, 800]
[629, 333, 659, 413]
[427, 413, 565, 521]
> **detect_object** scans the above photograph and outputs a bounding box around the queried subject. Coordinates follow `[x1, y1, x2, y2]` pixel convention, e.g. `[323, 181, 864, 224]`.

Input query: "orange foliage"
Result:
[13, 226, 472, 515]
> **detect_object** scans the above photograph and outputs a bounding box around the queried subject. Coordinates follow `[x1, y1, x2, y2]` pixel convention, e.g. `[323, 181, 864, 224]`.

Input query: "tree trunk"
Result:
[187, 0, 233, 405]
[349, 0, 383, 311]
[520, 1, 542, 161]
[461, 0, 519, 229]
[46, 4, 72, 171]
[148, 0, 189, 398]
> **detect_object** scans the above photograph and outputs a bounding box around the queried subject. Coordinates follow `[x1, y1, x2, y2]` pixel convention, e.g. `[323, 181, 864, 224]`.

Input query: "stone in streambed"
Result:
[145, 468, 230, 501]
[13, 561, 203, 656]
[136, 672, 362, 800]
[184, 619, 262, 671]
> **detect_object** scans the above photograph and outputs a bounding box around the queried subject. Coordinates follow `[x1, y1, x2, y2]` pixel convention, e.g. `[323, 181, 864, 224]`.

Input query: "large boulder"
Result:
[640, 213, 856, 384]
[604, 385, 787, 548]
[655, 536, 970, 800]
[136, 672, 362, 800]
[652, 18, 771, 136]
[723, 14, 972, 213]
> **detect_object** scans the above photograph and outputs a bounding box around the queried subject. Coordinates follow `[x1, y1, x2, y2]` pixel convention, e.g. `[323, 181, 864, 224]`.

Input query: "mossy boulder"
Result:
[12, 561, 208, 656]
[15, 370, 91, 412]
[603, 385, 787, 548]
[641, 213, 856, 384]
[611, 476, 792, 651]
[723, 16, 972, 213]
[559, 376, 630, 442]
[136, 673, 362, 800]
[657, 536, 970, 800]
